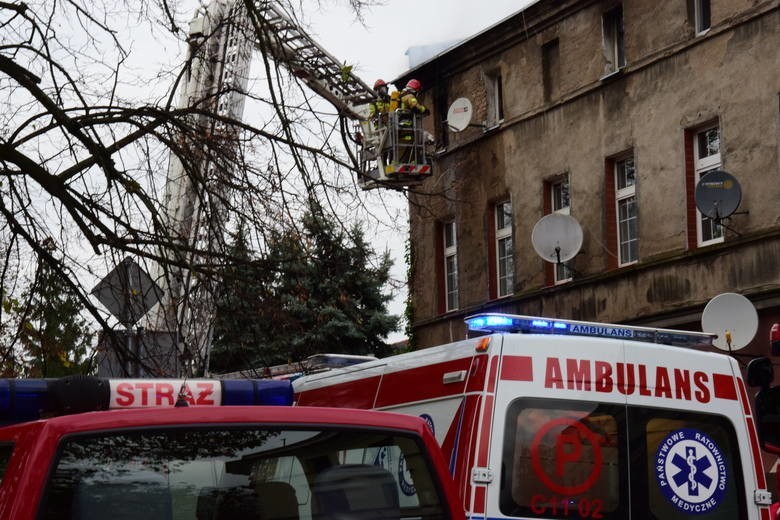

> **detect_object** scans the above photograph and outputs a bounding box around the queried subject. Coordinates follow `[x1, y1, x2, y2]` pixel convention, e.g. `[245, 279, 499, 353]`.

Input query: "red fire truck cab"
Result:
[0, 376, 464, 520]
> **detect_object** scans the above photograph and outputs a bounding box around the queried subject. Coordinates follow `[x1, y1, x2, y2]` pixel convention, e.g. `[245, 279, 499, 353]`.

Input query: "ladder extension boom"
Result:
[253, 2, 375, 119]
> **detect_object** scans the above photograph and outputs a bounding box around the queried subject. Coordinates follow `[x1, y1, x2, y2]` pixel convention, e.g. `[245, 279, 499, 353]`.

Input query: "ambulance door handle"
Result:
[754, 489, 772, 505]
[471, 467, 493, 484]
[443, 370, 467, 384]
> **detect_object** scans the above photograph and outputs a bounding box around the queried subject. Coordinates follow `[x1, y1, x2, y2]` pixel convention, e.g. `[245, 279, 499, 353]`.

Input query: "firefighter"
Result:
[364, 79, 393, 167]
[395, 79, 428, 166]
[368, 79, 391, 121]
[400, 78, 427, 114]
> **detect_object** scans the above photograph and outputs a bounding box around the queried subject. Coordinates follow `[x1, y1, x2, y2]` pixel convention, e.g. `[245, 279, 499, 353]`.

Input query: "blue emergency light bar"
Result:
[465, 313, 716, 349]
[0, 376, 294, 426]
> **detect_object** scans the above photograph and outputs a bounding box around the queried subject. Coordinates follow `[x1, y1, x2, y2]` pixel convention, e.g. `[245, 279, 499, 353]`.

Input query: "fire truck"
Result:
[0, 376, 463, 519]
[294, 313, 779, 519]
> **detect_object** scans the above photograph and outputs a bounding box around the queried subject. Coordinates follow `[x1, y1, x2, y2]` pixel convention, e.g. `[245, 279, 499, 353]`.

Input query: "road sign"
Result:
[91, 257, 163, 325]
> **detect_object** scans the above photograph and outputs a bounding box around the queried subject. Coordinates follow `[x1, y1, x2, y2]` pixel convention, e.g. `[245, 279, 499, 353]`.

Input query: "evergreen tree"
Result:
[209, 208, 399, 374]
[209, 227, 278, 374]
[13, 262, 94, 377]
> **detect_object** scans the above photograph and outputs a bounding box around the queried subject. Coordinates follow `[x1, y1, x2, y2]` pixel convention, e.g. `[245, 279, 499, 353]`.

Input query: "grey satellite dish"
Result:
[531, 213, 583, 264]
[446, 98, 473, 132]
[701, 292, 757, 351]
[694, 170, 742, 219]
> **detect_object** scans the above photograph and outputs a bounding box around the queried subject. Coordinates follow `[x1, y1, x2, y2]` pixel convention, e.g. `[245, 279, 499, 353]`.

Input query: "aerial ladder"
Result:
[248, 1, 434, 188]
[143, 0, 433, 376]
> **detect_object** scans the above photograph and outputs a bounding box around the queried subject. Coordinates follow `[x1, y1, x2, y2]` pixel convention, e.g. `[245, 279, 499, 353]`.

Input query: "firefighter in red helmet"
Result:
[368, 78, 391, 120]
[400, 78, 427, 115]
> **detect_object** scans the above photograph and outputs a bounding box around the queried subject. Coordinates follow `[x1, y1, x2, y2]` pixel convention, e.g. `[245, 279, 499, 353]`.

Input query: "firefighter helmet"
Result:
[406, 79, 422, 92]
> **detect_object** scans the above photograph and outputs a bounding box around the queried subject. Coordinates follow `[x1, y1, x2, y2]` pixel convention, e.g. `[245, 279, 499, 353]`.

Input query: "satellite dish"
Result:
[446, 98, 473, 132]
[531, 213, 583, 264]
[701, 292, 758, 351]
[694, 170, 742, 219]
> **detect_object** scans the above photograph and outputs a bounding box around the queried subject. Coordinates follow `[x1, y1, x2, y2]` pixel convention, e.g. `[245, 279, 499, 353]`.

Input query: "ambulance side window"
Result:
[500, 398, 629, 519]
[501, 400, 746, 519]
[630, 409, 746, 519]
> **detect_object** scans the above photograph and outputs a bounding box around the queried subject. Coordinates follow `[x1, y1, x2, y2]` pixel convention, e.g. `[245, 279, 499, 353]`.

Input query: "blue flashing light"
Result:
[221, 380, 294, 406]
[0, 379, 49, 425]
[465, 312, 715, 348]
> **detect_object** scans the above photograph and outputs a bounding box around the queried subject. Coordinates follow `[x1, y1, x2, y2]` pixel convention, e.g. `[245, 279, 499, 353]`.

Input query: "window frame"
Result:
[485, 70, 504, 129]
[551, 175, 573, 284]
[694, 125, 724, 247]
[495, 200, 514, 298]
[443, 221, 458, 312]
[695, 0, 711, 34]
[541, 38, 560, 102]
[601, 4, 626, 77]
[614, 155, 638, 266]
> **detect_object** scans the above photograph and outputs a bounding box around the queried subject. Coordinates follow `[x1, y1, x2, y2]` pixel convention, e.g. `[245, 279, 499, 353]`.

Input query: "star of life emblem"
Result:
[655, 428, 728, 514]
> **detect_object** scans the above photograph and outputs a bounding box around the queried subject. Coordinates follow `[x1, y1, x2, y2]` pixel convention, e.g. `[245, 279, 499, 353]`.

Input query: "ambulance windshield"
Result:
[39, 426, 449, 520]
[501, 398, 746, 519]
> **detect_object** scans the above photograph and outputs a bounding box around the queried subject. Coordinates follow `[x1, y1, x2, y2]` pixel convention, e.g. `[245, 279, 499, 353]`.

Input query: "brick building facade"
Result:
[394, 0, 780, 354]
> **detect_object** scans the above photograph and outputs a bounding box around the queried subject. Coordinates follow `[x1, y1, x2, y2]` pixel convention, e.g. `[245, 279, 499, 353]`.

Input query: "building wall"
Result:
[403, 0, 780, 349]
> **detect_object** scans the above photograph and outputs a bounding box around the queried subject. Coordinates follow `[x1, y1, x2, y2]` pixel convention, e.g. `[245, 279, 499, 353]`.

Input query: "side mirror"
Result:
[747, 357, 774, 389]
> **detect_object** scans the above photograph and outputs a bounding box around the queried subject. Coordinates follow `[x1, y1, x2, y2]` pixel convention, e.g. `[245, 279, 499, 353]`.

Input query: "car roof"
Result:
[8, 405, 431, 437]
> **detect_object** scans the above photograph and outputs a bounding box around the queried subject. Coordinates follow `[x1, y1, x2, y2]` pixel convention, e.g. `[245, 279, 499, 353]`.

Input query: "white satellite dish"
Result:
[701, 292, 758, 351]
[446, 98, 473, 132]
[531, 213, 583, 264]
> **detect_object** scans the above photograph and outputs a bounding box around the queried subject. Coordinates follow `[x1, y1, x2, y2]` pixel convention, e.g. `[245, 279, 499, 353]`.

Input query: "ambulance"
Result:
[294, 313, 776, 519]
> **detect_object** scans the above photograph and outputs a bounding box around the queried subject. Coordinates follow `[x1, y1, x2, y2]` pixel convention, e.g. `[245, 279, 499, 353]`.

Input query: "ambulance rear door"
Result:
[485, 334, 629, 519]
[624, 341, 768, 520]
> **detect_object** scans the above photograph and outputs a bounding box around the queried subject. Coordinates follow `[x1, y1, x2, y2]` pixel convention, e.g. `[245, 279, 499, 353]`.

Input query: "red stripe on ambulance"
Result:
[375, 358, 471, 407]
[295, 376, 380, 408]
[712, 373, 738, 401]
[465, 354, 488, 393]
[737, 376, 752, 416]
[487, 356, 499, 393]
[460, 395, 482, 510]
[499, 355, 533, 381]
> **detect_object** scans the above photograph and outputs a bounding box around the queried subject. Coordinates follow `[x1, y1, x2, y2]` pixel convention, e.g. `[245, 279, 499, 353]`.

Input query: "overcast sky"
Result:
[302, 1, 536, 85]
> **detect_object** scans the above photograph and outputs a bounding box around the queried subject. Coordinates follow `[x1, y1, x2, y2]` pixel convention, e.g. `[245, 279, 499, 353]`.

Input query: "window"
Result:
[485, 71, 504, 128]
[39, 426, 450, 520]
[602, 5, 625, 76]
[615, 156, 638, 265]
[501, 398, 747, 519]
[542, 39, 560, 102]
[434, 84, 449, 149]
[695, 125, 723, 246]
[495, 201, 514, 297]
[443, 221, 458, 311]
[551, 178, 570, 213]
[694, 0, 711, 33]
[551, 176, 572, 283]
